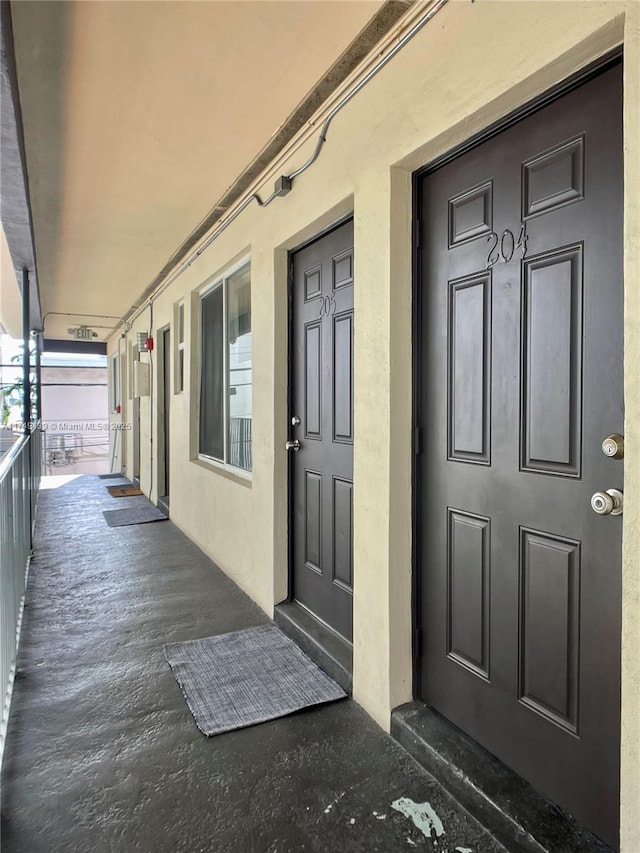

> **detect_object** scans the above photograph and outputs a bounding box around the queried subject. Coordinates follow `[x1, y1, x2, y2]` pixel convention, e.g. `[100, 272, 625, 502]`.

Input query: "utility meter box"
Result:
[134, 361, 150, 397]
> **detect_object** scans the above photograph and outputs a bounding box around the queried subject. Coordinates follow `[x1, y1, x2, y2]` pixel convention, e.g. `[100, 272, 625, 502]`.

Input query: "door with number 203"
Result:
[291, 220, 354, 642]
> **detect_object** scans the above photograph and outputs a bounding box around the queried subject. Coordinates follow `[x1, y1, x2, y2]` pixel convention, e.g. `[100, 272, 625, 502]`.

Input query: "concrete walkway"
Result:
[1, 475, 503, 853]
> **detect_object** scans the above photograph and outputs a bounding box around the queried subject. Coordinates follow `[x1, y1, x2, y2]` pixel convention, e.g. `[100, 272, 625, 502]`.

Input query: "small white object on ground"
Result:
[391, 797, 445, 839]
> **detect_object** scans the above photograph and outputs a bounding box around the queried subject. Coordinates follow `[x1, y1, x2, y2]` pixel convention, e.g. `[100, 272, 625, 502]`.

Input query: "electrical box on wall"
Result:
[134, 361, 150, 397]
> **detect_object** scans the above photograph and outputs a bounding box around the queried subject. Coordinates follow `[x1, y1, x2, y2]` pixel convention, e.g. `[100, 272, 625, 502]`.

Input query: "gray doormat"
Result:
[98, 473, 127, 480]
[103, 506, 167, 527]
[164, 624, 346, 736]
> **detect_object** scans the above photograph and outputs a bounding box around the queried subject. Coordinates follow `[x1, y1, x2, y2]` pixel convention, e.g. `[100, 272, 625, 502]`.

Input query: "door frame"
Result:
[411, 48, 624, 697]
[286, 213, 355, 609]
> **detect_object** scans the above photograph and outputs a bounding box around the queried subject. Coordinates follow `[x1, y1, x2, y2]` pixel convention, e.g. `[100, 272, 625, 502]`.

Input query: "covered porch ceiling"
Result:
[9, 0, 407, 342]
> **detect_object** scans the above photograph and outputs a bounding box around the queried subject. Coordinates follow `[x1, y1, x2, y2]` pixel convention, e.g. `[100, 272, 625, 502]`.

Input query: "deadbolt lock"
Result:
[591, 488, 623, 516]
[602, 434, 624, 459]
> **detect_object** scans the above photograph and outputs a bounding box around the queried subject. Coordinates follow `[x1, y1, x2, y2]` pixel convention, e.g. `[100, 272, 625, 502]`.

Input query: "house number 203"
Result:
[486, 224, 528, 268]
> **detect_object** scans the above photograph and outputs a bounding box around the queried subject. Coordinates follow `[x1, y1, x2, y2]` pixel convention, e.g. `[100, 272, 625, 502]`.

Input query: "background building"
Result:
[40, 352, 108, 475]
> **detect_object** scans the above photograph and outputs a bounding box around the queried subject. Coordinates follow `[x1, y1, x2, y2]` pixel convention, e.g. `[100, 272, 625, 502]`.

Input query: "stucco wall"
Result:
[108, 3, 639, 848]
[620, 2, 640, 848]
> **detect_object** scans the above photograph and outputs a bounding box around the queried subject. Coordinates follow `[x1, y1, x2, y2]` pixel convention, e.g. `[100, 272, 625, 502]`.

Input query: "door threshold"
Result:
[157, 495, 170, 517]
[391, 703, 614, 853]
[274, 601, 352, 694]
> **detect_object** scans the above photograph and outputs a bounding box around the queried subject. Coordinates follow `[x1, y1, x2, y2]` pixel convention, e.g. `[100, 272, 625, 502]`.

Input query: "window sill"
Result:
[192, 455, 252, 489]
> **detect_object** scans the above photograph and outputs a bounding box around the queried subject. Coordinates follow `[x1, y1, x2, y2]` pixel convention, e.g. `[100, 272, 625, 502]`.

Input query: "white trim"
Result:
[196, 451, 253, 481]
[198, 253, 250, 299]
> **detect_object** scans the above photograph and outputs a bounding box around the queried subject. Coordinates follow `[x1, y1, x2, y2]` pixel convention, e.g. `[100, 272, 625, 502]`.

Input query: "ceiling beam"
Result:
[42, 339, 107, 355]
[0, 0, 41, 332]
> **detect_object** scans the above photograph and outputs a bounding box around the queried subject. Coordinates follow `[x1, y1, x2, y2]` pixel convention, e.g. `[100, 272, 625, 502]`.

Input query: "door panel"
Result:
[418, 65, 622, 847]
[292, 220, 354, 641]
[522, 246, 583, 474]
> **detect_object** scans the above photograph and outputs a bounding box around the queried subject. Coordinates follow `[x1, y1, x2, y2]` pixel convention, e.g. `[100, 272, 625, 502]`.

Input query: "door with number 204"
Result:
[418, 65, 623, 847]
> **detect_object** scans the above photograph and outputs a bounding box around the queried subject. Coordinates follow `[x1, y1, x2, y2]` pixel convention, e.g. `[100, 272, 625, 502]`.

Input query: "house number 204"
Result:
[486, 224, 528, 269]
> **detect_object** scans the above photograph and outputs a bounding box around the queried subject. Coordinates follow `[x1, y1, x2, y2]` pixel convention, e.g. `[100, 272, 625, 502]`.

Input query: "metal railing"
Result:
[0, 429, 42, 751]
[229, 416, 252, 472]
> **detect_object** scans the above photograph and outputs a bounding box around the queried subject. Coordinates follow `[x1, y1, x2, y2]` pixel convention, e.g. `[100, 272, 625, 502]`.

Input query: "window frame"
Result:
[197, 255, 252, 479]
[128, 341, 135, 401]
[174, 300, 185, 395]
[110, 353, 119, 413]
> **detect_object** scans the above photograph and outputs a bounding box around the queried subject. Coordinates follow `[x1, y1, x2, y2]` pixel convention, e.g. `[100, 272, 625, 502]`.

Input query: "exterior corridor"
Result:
[0, 475, 501, 853]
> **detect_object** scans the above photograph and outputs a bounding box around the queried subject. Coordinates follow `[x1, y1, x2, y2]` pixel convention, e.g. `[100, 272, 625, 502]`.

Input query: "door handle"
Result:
[285, 439, 301, 452]
[591, 488, 623, 516]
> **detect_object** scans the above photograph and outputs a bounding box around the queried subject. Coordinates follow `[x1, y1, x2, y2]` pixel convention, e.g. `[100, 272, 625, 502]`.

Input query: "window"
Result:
[199, 260, 252, 472]
[128, 342, 135, 400]
[111, 353, 119, 412]
[174, 301, 185, 394]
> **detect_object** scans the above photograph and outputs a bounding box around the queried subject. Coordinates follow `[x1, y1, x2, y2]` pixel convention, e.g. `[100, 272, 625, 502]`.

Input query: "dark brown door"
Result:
[291, 220, 354, 641]
[131, 345, 140, 480]
[162, 327, 170, 497]
[418, 65, 622, 847]
[120, 352, 127, 474]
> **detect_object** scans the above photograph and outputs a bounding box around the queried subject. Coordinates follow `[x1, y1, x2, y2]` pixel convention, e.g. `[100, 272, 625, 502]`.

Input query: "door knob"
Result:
[291, 416, 301, 426]
[590, 488, 623, 516]
[602, 434, 624, 459]
[285, 439, 301, 452]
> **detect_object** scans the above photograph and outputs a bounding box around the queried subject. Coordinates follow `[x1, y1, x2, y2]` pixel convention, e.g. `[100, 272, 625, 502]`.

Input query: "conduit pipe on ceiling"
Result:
[43, 311, 129, 334]
[120, 0, 449, 334]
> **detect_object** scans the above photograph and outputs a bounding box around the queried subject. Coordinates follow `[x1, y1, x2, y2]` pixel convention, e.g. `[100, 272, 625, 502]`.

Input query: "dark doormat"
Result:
[107, 485, 144, 497]
[99, 473, 127, 479]
[164, 624, 346, 736]
[103, 506, 167, 527]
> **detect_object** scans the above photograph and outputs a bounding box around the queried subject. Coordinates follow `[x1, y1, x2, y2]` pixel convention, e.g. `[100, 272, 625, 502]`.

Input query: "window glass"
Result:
[227, 265, 252, 471]
[175, 302, 185, 394]
[177, 348, 184, 394]
[111, 354, 119, 412]
[198, 261, 251, 471]
[199, 285, 224, 460]
[178, 303, 184, 344]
